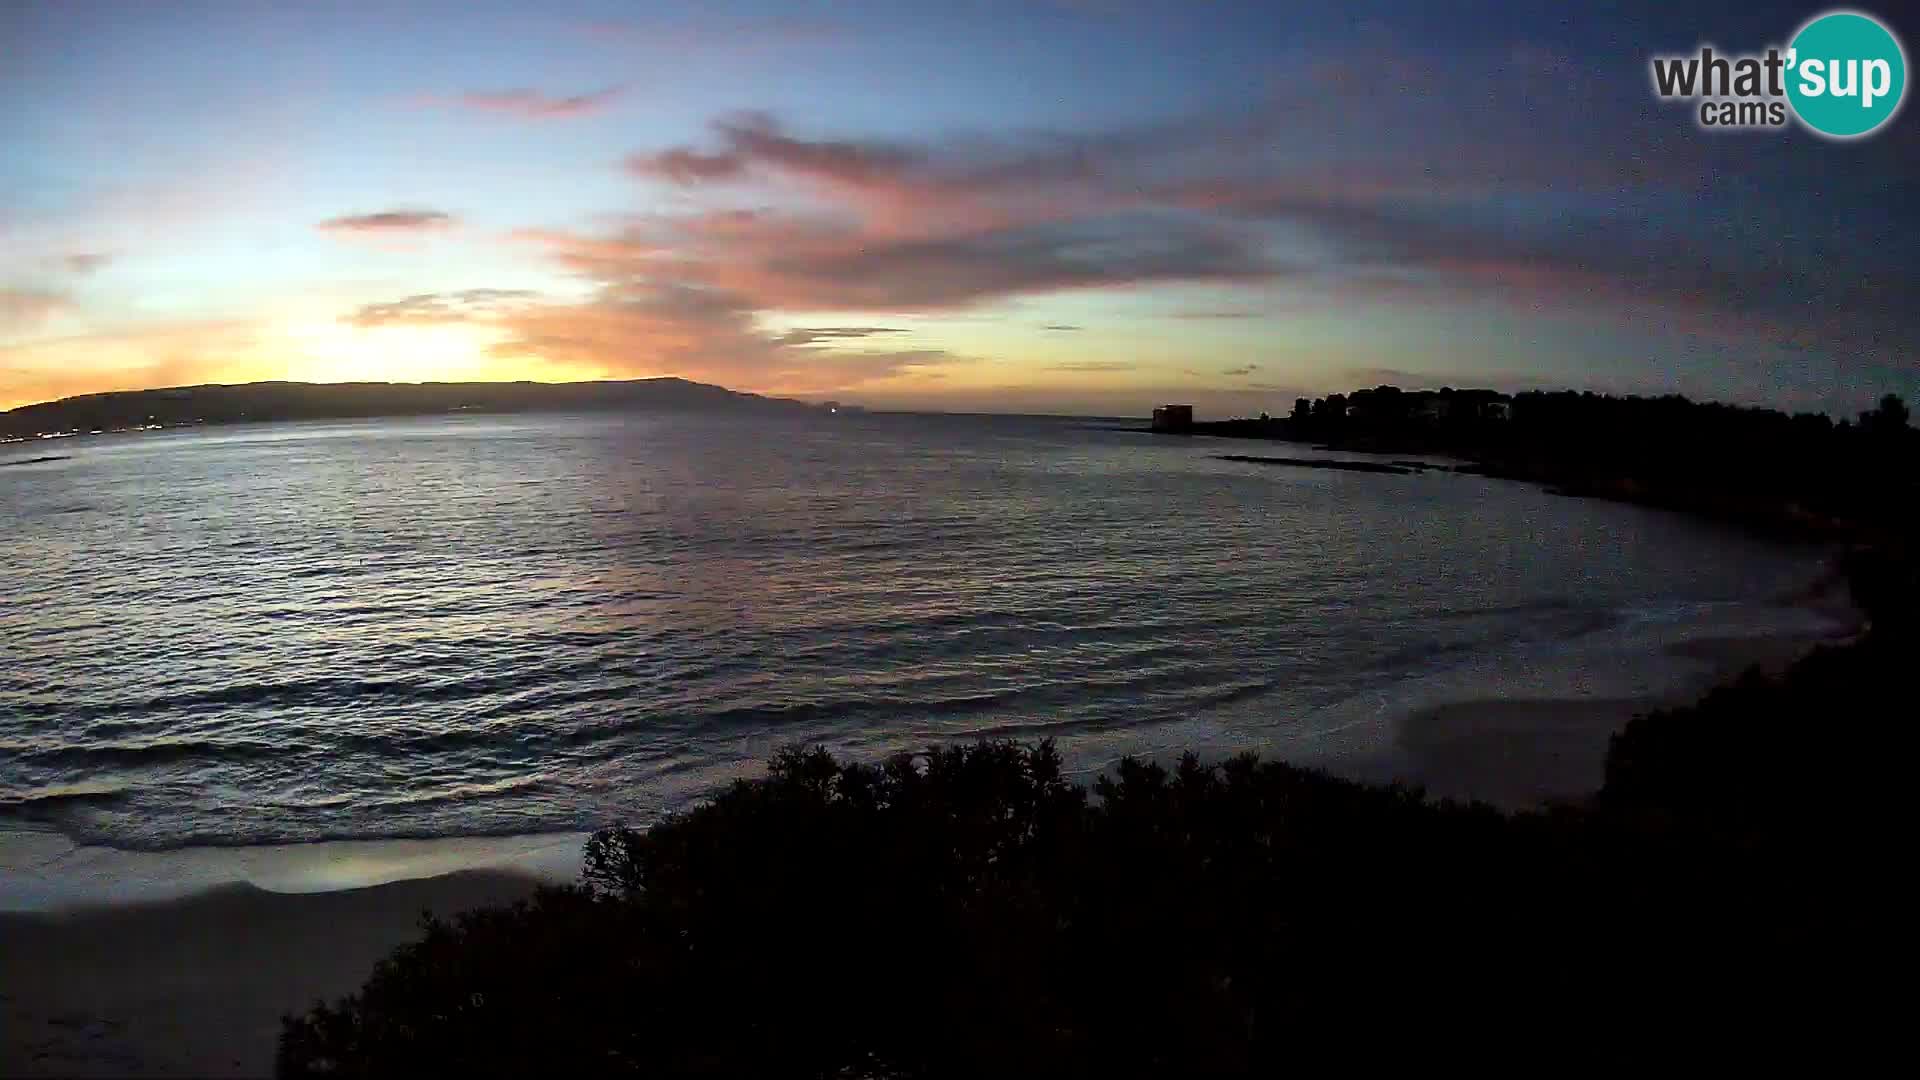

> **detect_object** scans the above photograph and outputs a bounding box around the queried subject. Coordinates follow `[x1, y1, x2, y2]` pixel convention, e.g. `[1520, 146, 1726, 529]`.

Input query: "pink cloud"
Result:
[317, 209, 456, 233]
[637, 148, 750, 183]
[347, 289, 541, 327]
[59, 252, 112, 275]
[525, 207, 1278, 313]
[625, 114, 1124, 236]
[480, 91, 1898, 396]
[507, 227, 665, 277]
[448, 87, 623, 119]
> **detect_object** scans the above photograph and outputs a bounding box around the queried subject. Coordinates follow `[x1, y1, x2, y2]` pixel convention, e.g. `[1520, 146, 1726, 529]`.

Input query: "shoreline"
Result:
[0, 828, 585, 915]
[1, 870, 546, 1078]
[5, 579, 1860, 913]
[1376, 623, 1857, 810]
[0, 606, 1863, 1077]
[1172, 423, 1889, 548]
[0, 537, 1864, 1076]
[1302, 548, 1861, 810]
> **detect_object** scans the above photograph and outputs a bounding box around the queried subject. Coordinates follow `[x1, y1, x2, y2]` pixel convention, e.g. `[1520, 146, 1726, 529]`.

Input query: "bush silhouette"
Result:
[279, 733, 1857, 1076]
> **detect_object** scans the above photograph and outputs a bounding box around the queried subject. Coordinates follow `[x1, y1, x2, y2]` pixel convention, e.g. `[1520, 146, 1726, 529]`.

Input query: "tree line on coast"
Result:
[1195, 386, 1918, 541]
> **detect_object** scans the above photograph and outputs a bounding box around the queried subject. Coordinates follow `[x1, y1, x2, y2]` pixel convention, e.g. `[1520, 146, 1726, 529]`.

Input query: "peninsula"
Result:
[0, 378, 810, 441]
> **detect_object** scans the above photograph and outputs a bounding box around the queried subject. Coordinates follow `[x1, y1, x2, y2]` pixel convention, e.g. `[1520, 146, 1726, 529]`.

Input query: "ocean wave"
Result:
[13, 738, 298, 768]
[1184, 679, 1279, 710]
[48, 658, 628, 719]
[1, 411, 1825, 853]
[364, 774, 551, 810]
[0, 781, 132, 811]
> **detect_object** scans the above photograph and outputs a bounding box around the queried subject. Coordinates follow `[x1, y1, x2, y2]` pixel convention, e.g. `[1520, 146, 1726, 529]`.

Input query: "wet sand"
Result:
[0, 870, 543, 1078]
[1390, 629, 1853, 809]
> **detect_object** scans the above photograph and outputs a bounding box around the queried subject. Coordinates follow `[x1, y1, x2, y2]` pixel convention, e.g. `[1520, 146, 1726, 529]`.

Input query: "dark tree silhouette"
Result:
[280, 708, 1888, 1076]
[1198, 386, 1920, 542]
[1862, 392, 1911, 434]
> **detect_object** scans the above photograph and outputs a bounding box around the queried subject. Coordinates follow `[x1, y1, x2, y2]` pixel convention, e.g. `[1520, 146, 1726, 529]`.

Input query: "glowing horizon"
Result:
[4, 1, 1915, 418]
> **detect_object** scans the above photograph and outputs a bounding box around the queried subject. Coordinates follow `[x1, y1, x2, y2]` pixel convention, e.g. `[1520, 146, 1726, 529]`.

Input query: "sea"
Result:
[0, 410, 1845, 906]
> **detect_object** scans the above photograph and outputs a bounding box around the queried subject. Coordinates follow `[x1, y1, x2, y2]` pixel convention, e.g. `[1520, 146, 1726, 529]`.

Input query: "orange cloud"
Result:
[487, 285, 961, 394]
[328, 281, 961, 397]
[0, 289, 71, 334]
[0, 320, 266, 410]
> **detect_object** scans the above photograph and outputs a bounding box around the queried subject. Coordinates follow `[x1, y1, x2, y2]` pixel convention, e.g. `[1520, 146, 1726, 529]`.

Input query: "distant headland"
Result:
[0, 378, 812, 441]
[1151, 385, 1918, 545]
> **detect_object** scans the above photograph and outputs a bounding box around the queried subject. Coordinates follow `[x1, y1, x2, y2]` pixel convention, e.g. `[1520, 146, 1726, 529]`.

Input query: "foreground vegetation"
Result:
[280, 584, 1909, 1074]
[279, 394, 1917, 1075]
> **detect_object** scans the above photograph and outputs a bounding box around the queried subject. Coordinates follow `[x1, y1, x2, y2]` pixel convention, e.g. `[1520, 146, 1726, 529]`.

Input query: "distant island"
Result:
[0, 378, 814, 441]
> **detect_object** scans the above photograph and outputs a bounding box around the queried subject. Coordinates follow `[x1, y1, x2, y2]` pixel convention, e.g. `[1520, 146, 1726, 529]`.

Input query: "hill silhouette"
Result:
[0, 378, 810, 439]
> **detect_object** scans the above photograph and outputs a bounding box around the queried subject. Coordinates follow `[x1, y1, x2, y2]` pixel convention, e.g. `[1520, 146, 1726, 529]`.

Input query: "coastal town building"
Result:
[1151, 404, 1194, 432]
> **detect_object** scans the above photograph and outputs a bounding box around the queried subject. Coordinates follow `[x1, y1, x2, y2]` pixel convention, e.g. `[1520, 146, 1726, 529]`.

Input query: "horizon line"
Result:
[1, 374, 1894, 423]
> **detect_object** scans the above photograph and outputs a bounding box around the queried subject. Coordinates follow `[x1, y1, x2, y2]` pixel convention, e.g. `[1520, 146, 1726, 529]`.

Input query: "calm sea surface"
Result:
[0, 411, 1830, 849]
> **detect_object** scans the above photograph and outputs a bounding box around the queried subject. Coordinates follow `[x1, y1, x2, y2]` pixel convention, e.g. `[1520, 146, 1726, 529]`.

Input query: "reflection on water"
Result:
[0, 411, 1828, 849]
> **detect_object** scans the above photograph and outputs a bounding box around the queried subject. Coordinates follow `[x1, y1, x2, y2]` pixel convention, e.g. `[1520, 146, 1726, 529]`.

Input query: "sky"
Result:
[2, 0, 1916, 417]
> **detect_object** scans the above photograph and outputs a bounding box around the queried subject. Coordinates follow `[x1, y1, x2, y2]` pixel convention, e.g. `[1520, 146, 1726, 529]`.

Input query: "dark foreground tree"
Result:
[279, 728, 1866, 1076]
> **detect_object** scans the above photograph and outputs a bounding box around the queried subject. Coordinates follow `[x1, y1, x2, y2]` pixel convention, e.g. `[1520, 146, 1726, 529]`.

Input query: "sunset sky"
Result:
[3, 0, 1915, 416]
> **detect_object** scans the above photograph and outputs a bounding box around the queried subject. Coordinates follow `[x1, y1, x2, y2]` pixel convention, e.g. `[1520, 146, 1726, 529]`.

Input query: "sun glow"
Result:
[277, 320, 517, 384]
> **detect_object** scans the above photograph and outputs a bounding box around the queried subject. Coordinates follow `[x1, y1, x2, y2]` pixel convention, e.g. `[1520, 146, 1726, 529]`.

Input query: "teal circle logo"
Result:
[1786, 11, 1906, 138]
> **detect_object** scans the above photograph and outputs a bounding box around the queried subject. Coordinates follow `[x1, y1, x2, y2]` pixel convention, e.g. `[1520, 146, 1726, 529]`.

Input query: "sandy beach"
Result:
[1387, 628, 1854, 809]
[1, 870, 543, 1078]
